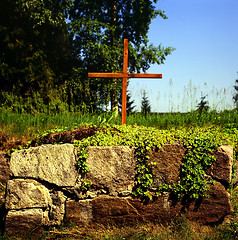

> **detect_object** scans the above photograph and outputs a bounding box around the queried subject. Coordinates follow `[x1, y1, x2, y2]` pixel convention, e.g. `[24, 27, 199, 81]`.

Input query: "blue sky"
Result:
[128, 0, 238, 112]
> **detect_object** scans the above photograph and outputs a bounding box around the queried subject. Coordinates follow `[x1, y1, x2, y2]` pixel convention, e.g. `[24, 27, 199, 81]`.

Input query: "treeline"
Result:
[0, 0, 174, 114]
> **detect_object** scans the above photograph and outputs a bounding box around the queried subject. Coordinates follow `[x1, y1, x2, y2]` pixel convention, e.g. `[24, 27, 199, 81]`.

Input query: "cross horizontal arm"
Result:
[88, 73, 162, 78]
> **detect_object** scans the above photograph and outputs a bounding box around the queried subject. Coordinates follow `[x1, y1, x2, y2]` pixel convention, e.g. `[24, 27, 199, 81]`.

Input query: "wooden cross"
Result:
[88, 39, 162, 125]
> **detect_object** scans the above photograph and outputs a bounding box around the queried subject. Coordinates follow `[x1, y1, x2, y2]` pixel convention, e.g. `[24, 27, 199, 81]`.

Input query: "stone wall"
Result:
[0, 143, 234, 237]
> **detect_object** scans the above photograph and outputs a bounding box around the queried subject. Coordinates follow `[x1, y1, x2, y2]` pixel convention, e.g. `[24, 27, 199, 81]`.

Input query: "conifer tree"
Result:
[141, 90, 151, 117]
[196, 93, 209, 113]
[118, 90, 135, 115]
[234, 77, 238, 109]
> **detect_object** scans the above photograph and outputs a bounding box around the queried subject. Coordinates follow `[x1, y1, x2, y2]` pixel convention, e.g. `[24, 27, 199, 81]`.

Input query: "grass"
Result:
[3, 217, 238, 239]
[0, 109, 237, 138]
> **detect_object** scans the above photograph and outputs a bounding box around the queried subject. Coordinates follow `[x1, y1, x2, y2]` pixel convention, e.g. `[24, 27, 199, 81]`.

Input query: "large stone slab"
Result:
[5, 179, 51, 210]
[149, 144, 185, 189]
[0, 152, 10, 206]
[206, 145, 233, 187]
[10, 144, 78, 187]
[5, 209, 45, 237]
[65, 199, 93, 225]
[65, 181, 232, 226]
[184, 182, 232, 224]
[85, 146, 136, 195]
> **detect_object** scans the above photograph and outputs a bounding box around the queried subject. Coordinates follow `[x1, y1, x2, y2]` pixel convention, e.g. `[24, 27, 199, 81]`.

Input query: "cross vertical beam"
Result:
[122, 39, 128, 125]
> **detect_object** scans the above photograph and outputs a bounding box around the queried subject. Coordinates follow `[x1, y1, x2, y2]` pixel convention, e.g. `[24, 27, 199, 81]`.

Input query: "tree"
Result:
[234, 76, 238, 109]
[118, 90, 135, 115]
[69, 0, 174, 113]
[0, 0, 73, 113]
[141, 90, 151, 117]
[196, 93, 209, 113]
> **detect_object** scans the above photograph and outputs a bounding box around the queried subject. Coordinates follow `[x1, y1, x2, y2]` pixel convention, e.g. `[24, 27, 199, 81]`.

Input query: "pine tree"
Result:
[141, 90, 151, 117]
[233, 77, 238, 109]
[196, 93, 209, 113]
[118, 90, 135, 115]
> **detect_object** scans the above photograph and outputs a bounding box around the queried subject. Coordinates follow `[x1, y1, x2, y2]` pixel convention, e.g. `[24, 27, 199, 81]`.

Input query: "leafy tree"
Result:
[141, 90, 151, 117]
[196, 93, 209, 113]
[118, 90, 136, 115]
[0, 0, 73, 113]
[234, 76, 238, 109]
[69, 0, 174, 113]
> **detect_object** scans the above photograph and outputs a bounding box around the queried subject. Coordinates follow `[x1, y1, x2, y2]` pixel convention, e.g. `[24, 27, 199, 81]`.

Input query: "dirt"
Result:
[0, 127, 98, 153]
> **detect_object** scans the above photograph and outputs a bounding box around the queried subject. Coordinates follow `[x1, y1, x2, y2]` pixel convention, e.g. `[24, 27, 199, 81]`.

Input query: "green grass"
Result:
[0, 109, 237, 138]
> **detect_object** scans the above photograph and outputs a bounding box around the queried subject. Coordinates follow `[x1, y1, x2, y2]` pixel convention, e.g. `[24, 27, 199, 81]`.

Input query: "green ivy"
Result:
[73, 124, 238, 202]
[156, 129, 219, 200]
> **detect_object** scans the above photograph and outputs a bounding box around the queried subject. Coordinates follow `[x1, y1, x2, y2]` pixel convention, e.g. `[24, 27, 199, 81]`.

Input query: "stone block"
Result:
[5, 179, 51, 210]
[65, 199, 93, 225]
[5, 209, 44, 237]
[149, 144, 185, 188]
[0, 152, 10, 206]
[206, 145, 233, 187]
[85, 146, 136, 195]
[10, 144, 78, 187]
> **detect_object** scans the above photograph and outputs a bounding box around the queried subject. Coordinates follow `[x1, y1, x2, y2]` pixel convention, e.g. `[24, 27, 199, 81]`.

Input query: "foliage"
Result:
[69, 0, 174, 112]
[234, 78, 238, 109]
[0, 0, 174, 114]
[72, 123, 237, 201]
[157, 130, 218, 201]
[141, 90, 151, 117]
[29, 218, 238, 239]
[0, 0, 73, 114]
[196, 93, 210, 113]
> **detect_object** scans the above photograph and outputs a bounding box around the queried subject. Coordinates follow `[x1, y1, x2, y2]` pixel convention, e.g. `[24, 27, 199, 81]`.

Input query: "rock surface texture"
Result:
[10, 144, 78, 187]
[0, 152, 10, 207]
[2, 143, 234, 238]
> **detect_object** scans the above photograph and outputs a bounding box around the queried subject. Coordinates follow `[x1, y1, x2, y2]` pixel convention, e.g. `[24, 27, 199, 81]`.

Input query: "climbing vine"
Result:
[73, 124, 237, 201]
[157, 131, 218, 201]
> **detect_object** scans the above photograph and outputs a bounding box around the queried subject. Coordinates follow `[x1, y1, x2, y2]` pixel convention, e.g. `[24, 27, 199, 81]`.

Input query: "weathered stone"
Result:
[92, 196, 144, 225]
[149, 144, 185, 189]
[5, 209, 44, 237]
[65, 195, 179, 225]
[65, 181, 231, 226]
[2, 143, 234, 233]
[85, 146, 136, 195]
[65, 199, 93, 224]
[5, 179, 51, 210]
[0, 152, 10, 206]
[184, 182, 232, 224]
[128, 196, 179, 224]
[46, 190, 66, 225]
[206, 145, 233, 187]
[10, 144, 78, 187]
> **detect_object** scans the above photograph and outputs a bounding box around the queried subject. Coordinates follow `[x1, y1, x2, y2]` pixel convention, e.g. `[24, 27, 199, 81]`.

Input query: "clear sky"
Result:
[128, 0, 238, 112]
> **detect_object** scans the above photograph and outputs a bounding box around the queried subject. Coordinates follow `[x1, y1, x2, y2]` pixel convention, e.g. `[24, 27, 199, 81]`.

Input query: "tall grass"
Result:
[0, 109, 237, 138]
[127, 110, 238, 128]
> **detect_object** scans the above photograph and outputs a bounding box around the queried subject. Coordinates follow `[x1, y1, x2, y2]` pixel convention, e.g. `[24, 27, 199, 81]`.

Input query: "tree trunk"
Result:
[110, 1, 119, 115]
